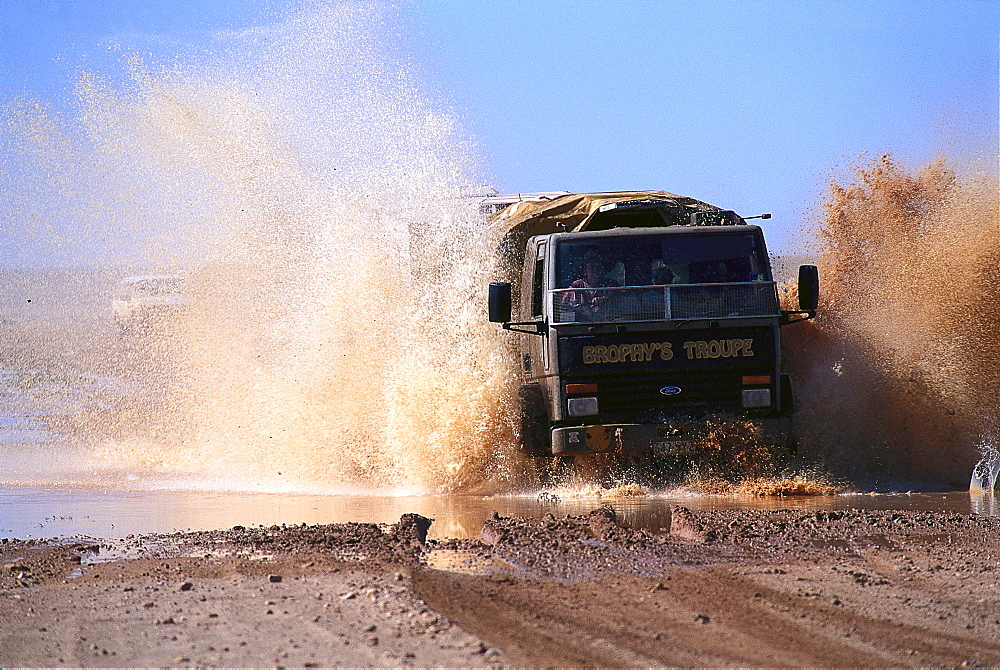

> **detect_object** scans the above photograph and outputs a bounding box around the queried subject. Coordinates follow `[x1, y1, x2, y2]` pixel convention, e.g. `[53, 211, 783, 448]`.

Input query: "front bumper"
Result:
[550, 417, 791, 455]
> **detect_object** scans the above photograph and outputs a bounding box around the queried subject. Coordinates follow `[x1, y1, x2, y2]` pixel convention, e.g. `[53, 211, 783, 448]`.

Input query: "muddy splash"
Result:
[786, 153, 999, 487]
[3, 5, 995, 497]
[2, 2, 525, 493]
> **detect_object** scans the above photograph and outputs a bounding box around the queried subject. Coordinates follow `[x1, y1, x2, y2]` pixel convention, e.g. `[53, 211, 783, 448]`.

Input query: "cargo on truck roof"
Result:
[484, 190, 739, 264]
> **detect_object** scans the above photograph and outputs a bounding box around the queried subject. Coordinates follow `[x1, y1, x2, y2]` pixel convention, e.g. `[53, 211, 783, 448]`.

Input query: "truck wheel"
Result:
[779, 373, 794, 415]
[519, 384, 550, 457]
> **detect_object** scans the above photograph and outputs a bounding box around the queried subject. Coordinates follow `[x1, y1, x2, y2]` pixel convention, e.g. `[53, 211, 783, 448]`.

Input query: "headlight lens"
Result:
[742, 388, 772, 408]
[567, 396, 599, 417]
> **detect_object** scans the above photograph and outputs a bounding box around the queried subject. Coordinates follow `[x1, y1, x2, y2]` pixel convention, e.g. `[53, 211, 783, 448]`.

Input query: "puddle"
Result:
[424, 548, 516, 575]
[808, 538, 855, 551]
[1, 486, 995, 542]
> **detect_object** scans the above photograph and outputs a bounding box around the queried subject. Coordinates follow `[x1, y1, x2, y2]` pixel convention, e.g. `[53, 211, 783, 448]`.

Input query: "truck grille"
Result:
[596, 371, 742, 423]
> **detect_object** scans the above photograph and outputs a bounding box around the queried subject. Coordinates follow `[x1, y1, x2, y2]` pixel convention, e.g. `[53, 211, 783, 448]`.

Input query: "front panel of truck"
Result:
[541, 225, 785, 454]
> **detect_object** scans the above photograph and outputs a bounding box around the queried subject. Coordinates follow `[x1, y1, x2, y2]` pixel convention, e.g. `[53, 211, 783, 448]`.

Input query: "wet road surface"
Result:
[2, 484, 996, 542]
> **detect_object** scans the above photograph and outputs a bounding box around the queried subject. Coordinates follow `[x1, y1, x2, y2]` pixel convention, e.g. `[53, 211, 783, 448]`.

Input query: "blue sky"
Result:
[408, 1, 998, 248]
[1, 0, 997, 256]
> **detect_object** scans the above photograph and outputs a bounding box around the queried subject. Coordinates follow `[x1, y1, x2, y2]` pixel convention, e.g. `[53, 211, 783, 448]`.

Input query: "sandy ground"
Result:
[2, 506, 1000, 667]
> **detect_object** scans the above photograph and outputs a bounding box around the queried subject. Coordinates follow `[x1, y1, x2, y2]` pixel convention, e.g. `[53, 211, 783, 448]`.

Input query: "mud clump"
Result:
[175, 514, 435, 566]
[667, 506, 720, 543]
[0, 540, 97, 589]
[394, 512, 433, 547]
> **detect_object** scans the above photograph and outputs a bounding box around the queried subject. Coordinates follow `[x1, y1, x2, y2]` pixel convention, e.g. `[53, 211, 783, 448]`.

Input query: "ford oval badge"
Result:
[659, 386, 682, 396]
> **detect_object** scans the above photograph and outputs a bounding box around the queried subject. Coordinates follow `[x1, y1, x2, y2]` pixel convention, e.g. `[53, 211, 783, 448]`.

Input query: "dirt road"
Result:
[2, 506, 999, 667]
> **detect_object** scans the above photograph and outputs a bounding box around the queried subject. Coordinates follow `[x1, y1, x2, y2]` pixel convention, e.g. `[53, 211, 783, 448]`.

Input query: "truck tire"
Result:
[779, 373, 794, 416]
[519, 383, 551, 457]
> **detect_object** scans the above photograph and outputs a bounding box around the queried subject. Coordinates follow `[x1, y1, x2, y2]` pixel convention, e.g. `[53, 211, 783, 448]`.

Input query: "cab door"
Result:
[518, 239, 553, 455]
[520, 239, 549, 380]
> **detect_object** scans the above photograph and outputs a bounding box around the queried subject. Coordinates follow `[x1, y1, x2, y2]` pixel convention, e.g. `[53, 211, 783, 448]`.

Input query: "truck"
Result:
[486, 190, 818, 461]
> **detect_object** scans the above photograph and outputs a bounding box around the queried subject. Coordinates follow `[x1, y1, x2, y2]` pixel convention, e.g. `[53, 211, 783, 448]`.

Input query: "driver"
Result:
[562, 251, 615, 321]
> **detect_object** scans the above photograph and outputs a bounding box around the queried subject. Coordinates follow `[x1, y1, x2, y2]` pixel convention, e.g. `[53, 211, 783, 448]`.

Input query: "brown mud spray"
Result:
[786, 154, 999, 488]
[2, 2, 526, 493]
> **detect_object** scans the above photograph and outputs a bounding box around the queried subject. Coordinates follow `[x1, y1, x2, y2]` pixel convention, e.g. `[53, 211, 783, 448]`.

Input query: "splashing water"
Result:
[785, 153, 1000, 488]
[971, 439, 1000, 492]
[2, 2, 526, 494]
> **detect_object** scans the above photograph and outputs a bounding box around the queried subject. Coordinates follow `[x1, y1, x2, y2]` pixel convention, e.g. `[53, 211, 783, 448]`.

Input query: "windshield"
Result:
[555, 233, 767, 289]
[552, 232, 776, 323]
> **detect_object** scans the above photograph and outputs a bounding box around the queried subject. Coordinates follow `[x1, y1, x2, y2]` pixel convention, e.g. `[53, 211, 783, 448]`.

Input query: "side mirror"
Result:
[488, 282, 512, 323]
[798, 265, 819, 312]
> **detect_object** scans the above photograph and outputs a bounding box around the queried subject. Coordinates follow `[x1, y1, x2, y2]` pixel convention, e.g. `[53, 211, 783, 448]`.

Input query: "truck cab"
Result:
[487, 192, 817, 458]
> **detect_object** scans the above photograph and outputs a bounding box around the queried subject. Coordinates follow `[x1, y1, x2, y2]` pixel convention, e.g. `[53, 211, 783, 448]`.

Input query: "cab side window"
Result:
[531, 244, 546, 318]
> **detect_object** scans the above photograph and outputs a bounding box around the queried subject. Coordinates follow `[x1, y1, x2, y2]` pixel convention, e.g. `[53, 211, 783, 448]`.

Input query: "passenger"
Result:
[562, 252, 615, 321]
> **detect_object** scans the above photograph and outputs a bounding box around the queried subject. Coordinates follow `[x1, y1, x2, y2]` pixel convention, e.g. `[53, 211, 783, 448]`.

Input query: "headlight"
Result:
[742, 388, 771, 408]
[567, 396, 599, 417]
